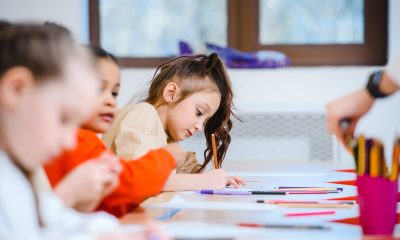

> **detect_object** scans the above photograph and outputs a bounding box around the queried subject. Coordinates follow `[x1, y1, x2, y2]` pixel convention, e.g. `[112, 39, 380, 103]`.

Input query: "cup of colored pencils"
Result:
[347, 135, 399, 236]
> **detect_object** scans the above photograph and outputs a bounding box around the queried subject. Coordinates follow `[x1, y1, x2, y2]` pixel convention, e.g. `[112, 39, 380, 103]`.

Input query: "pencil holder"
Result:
[356, 175, 398, 235]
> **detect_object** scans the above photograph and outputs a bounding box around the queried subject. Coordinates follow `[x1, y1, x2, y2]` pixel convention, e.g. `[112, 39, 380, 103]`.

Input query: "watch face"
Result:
[366, 70, 388, 98]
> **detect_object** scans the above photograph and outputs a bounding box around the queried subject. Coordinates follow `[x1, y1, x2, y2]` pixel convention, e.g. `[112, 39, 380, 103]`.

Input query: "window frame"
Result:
[90, 0, 388, 67]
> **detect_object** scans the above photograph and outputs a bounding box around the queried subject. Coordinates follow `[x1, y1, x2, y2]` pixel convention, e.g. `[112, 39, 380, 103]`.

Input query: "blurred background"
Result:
[1, 0, 399, 167]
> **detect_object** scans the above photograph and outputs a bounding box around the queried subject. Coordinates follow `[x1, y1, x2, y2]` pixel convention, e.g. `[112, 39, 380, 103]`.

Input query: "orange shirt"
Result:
[44, 128, 175, 217]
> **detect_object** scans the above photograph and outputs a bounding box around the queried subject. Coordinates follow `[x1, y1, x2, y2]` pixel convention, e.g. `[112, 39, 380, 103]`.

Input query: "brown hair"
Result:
[147, 53, 236, 172]
[0, 22, 89, 227]
[0, 22, 85, 82]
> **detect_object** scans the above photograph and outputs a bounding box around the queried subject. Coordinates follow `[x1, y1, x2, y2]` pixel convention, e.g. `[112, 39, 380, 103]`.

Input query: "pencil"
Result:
[238, 223, 330, 230]
[272, 203, 353, 208]
[389, 139, 399, 181]
[370, 141, 379, 177]
[211, 133, 219, 169]
[285, 210, 336, 217]
[357, 135, 365, 175]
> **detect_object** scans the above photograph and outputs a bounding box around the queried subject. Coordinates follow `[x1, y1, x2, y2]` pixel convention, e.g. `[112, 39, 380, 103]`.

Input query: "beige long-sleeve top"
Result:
[102, 102, 202, 173]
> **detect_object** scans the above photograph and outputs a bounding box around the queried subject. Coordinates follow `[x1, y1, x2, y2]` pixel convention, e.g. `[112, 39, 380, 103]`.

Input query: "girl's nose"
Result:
[105, 92, 117, 107]
[194, 121, 203, 133]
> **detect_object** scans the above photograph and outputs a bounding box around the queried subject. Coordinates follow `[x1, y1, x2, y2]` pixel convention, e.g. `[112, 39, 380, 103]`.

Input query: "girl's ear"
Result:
[0, 67, 34, 110]
[163, 82, 179, 103]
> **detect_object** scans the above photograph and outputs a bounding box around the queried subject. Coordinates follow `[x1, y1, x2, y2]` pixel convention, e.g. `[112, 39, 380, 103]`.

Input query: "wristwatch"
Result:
[366, 70, 389, 98]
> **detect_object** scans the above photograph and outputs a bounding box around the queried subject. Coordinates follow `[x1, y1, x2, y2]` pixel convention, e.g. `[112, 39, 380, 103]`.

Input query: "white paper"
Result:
[164, 221, 265, 239]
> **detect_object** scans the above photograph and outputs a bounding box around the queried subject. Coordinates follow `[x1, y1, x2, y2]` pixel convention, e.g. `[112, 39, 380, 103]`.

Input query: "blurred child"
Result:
[0, 22, 168, 240]
[44, 45, 186, 217]
[103, 54, 245, 191]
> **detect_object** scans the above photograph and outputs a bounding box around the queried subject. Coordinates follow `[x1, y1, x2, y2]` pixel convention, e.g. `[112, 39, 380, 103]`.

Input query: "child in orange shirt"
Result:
[44, 45, 185, 217]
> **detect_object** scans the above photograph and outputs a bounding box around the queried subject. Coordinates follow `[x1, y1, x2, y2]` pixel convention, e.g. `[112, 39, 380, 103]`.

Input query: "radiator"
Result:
[181, 113, 335, 162]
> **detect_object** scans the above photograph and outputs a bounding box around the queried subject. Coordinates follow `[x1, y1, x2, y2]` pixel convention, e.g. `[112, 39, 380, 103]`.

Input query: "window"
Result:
[90, 0, 387, 67]
[259, 0, 364, 45]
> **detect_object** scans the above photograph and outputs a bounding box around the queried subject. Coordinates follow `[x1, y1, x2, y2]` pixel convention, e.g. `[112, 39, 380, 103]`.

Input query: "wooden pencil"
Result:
[211, 133, 219, 169]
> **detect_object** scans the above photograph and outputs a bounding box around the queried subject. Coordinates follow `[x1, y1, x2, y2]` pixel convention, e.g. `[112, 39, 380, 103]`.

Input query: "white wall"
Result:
[1, 0, 399, 160]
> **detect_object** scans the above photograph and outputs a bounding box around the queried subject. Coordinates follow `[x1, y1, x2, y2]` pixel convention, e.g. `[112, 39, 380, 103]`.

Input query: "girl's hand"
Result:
[97, 152, 122, 197]
[202, 169, 227, 190]
[226, 176, 246, 189]
[55, 151, 121, 211]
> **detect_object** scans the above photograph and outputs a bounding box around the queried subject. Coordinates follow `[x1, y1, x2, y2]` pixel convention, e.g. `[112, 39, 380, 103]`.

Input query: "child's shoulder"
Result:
[128, 102, 155, 112]
[77, 128, 102, 147]
[120, 102, 158, 119]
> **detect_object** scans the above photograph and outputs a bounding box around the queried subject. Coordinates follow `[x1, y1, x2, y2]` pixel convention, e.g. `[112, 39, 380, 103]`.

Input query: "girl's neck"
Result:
[155, 104, 168, 132]
[155, 104, 175, 142]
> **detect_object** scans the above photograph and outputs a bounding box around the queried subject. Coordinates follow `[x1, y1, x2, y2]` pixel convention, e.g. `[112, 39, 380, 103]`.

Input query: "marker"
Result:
[238, 223, 331, 230]
[198, 190, 287, 195]
[285, 210, 336, 217]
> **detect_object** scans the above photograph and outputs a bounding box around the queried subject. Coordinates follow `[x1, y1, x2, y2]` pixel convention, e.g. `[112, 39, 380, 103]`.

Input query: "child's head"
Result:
[0, 23, 100, 172]
[147, 53, 234, 171]
[82, 45, 120, 133]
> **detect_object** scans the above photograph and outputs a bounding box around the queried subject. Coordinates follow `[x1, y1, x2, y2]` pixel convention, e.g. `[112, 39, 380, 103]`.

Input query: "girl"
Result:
[0, 22, 168, 239]
[103, 53, 245, 191]
[45, 45, 186, 217]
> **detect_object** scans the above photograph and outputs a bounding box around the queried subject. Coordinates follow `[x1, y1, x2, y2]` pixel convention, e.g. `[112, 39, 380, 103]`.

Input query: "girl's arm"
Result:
[162, 169, 228, 191]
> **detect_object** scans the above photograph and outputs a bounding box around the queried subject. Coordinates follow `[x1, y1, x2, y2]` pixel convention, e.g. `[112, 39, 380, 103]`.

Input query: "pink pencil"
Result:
[285, 210, 336, 217]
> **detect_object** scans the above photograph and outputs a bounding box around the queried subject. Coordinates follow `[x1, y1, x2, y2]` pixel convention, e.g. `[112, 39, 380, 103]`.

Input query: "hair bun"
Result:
[207, 52, 219, 70]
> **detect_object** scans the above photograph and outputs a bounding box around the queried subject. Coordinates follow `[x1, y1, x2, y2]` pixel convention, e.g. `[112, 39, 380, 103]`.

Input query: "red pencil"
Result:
[285, 210, 336, 217]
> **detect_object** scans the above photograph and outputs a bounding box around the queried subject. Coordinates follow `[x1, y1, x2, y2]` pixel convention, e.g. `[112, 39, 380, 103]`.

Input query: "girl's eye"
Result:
[112, 91, 119, 98]
[196, 109, 203, 117]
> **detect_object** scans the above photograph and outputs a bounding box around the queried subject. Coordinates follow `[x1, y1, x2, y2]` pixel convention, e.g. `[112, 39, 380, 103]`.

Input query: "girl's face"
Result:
[0, 60, 99, 171]
[165, 90, 221, 141]
[83, 58, 120, 133]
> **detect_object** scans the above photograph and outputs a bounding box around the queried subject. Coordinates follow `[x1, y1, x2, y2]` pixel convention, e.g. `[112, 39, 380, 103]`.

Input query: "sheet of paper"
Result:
[118, 221, 266, 239]
[164, 221, 265, 239]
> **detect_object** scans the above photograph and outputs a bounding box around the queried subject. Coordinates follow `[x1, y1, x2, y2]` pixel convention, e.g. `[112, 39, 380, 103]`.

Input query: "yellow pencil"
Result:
[389, 140, 399, 181]
[357, 135, 366, 175]
[211, 134, 219, 169]
[370, 140, 380, 177]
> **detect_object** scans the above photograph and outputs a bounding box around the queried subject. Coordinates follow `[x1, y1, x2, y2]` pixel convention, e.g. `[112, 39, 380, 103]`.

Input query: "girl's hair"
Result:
[0, 22, 88, 227]
[0, 22, 86, 82]
[88, 44, 119, 65]
[147, 53, 236, 172]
